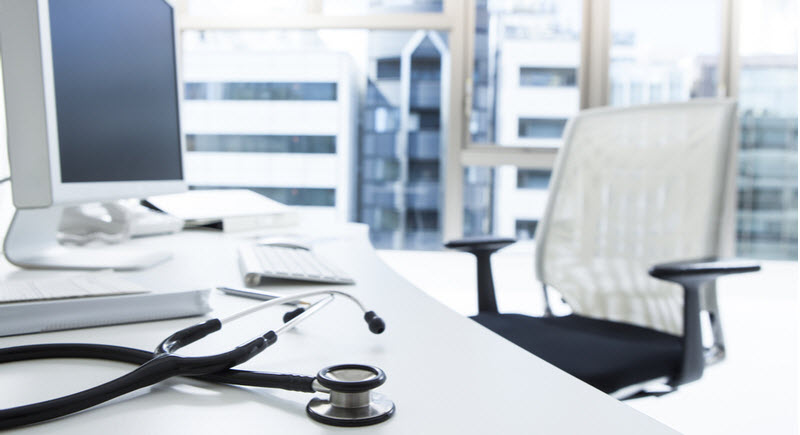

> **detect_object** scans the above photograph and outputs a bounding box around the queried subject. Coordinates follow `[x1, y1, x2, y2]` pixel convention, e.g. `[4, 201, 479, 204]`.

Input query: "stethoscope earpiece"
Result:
[283, 307, 385, 335]
[363, 311, 385, 334]
[306, 364, 395, 427]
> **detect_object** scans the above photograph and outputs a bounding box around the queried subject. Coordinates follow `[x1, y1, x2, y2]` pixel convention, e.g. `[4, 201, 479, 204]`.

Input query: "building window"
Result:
[515, 219, 539, 239]
[184, 82, 337, 101]
[377, 58, 401, 80]
[410, 110, 441, 130]
[740, 110, 798, 150]
[190, 186, 335, 207]
[738, 188, 790, 212]
[186, 135, 336, 154]
[362, 158, 401, 182]
[406, 210, 439, 230]
[409, 160, 440, 182]
[516, 169, 551, 189]
[519, 67, 577, 87]
[518, 118, 567, 139]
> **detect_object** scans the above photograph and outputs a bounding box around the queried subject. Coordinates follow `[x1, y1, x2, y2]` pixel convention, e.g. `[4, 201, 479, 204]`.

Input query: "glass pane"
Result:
[185, 0, 443, 17]
[609, 0, 721, 106]
[471, 0, 582, 146]
[181, 29, 449, 250]
[735, 0, 798, 260]
[464, 166, 494, 237]
[464, 165, 551, 243]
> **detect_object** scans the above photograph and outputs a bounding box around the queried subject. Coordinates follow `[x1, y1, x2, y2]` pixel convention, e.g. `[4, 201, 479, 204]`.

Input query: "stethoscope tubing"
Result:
[0, 336, 271, 430]
[0, 290, 377, 430]
[0, 343, 317, 392]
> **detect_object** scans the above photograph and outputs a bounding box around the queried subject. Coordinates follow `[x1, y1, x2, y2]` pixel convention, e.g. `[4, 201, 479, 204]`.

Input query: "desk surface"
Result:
[0, 224, 678, 434]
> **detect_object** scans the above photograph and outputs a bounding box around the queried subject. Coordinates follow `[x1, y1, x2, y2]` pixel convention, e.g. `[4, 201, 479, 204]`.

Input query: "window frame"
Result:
[172, 0, 741, 243]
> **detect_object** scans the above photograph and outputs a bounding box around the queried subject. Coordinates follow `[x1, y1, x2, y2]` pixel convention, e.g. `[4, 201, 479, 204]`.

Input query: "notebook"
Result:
[0, 272, 211, 337]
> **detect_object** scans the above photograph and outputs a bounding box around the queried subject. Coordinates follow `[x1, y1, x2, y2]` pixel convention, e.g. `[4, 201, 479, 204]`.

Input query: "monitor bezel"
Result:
[36, 0, 186, 206]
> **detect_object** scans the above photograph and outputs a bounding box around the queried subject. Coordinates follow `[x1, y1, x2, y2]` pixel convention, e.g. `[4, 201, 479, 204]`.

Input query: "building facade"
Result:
[474, 2, 581, 239]
[177, 3, 796, 260]
[359, 31, 448, 249]
[181, 33, 358, 225]
[735, 55, 798, 259]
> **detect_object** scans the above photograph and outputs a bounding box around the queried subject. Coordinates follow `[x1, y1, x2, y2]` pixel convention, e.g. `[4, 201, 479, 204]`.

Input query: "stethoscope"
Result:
[0, 290, 395, 429]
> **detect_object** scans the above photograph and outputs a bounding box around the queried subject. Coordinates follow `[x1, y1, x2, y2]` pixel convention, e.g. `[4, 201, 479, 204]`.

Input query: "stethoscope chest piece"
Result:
[306, 364, 395, 427]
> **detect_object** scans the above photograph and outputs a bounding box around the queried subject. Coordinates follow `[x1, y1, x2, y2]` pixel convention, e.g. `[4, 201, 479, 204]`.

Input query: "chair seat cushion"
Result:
[472, 313, 683, 394]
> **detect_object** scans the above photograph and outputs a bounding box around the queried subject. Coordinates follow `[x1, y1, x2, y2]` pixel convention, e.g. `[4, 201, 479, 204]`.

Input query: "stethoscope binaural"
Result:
[0, 290, 395, 429]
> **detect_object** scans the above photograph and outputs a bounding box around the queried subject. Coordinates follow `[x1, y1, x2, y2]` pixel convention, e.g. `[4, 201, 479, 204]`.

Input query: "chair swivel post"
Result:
[649, 258, 760, 387]
[444, 237, 516, 315]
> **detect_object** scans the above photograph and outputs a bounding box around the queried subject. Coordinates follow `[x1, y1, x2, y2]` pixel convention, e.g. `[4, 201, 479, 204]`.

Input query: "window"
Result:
[190, 186, 335, 206]
[361, 159, 400, 182]
[516, 169, 551, 189]
[517, 118, 567, 139]
[186, 135, 336, 153]
[519, 67, 577, 87]
[735, 0, 798, 260]
[463, 0, 581, 243]
[376, 58, 401, 79]
[408, 160, 439, 182]
[184, 82, 337, 100]
[515, 219, 538, 239]
[406, 209, 439, 230]
[181, 30, 365, 228]
[609, 0, 720, 106]
[470, 0, 582, 145]
[738, 188, 788, 212]
[360, 31, 450, 250]
[463, 166, 494, 237]
[175, 1, 797, 260]
[180, 27, 449, 249]
[463, 165, 549, 240]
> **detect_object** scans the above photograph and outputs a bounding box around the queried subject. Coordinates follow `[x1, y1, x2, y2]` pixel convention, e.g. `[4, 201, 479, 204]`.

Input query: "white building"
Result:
[181, 38, 358, 224]
[493, 35, 580, 238]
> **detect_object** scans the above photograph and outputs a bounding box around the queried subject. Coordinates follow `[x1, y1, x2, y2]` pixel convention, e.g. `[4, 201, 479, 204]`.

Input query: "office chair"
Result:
[446, 99, 760, 398]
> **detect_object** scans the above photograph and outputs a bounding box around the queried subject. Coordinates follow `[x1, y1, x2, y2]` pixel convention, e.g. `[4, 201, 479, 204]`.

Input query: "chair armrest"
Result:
[444, 237, 516, 314]
[444, 237, 516, 253]
[649, 257, 761, 286]
[649, 257, 760, 387]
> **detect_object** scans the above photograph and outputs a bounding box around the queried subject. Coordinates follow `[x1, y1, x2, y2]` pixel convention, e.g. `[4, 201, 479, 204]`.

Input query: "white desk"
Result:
[0, 224, 678, 434]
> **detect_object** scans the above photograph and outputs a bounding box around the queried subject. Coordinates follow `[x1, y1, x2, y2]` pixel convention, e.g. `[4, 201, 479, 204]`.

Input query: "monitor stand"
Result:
[3, 206, 172, 270]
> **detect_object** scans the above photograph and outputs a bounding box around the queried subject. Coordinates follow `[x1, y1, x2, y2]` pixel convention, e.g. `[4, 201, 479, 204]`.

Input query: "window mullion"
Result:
[442, 0, 468, 241]
[719, 0, 740, 98]
[580, 0, 610, 109]
[718, 0, 741, 257]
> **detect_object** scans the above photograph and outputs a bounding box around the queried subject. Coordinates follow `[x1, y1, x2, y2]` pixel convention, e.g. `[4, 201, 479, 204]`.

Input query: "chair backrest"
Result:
[535, 99, 738, 336]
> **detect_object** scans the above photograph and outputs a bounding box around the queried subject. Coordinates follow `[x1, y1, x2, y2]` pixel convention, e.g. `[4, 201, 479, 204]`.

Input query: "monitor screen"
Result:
[48, 0, 183, 183]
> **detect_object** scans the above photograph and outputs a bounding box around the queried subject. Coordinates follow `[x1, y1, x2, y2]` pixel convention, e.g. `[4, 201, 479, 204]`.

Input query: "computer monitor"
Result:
[0, 0, 186, 269]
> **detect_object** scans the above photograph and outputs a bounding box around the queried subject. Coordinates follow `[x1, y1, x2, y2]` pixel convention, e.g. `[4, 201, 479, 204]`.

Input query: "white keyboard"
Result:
[238, 244, 355, 285]
[0, 272, 148, 304]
